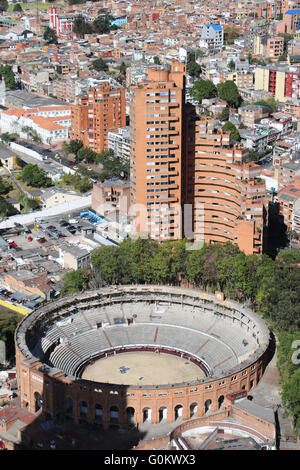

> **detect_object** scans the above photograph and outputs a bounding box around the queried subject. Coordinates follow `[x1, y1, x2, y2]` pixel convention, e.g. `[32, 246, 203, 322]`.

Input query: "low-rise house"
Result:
[277, 185, 300, 232]
[92, 179, 130, 216]
[39, 187, 81, 210]
[58, 236, 99, 270]
[107, 127, 131, 161]
[238, 105, 270, 129]
[239, 127, 281, 152]
[0, 105, 71, 145]
[0, 270, 54, 301]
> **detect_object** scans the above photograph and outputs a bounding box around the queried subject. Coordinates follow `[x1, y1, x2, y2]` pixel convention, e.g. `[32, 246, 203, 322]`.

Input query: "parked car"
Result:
[50, 440, 56, 450]
[37, 237, 47, 244]
[27, 236, 33, 242]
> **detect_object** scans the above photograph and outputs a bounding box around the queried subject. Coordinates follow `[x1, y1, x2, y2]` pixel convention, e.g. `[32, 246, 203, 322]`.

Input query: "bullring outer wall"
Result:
[15, 285, 270, 428]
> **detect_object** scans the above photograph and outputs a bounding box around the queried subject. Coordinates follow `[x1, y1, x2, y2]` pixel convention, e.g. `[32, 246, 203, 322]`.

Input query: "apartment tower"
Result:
[185, 110, 267, 254]
[129, 60, 186, 240]
[70, 82, 126, 153]
[129, 63, 267, 254]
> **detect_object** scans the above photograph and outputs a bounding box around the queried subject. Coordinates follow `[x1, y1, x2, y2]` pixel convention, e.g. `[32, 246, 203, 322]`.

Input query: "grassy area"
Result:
[0, 306, 23, 363]
[7, 2, 64, 12]
[0, 306, 23, 323]
[12, 170, 45, 192]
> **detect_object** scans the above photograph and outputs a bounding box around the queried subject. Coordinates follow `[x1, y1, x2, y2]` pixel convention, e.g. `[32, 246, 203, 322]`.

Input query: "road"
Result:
[12, 140, 101, 179]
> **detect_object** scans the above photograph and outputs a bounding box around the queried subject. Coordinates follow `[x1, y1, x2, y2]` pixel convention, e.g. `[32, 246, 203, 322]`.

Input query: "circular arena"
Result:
[15, 286, 271, 428]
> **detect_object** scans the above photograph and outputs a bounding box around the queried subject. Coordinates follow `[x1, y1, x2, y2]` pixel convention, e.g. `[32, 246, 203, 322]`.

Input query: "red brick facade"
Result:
[15, 286, 270, 429]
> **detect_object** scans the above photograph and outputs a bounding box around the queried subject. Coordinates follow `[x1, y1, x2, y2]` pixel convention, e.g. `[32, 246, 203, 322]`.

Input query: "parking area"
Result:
[1, 211, 107, 260]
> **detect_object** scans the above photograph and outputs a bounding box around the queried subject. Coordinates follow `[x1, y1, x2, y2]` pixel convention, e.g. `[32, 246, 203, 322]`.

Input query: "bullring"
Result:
[15, 285, 271, 428]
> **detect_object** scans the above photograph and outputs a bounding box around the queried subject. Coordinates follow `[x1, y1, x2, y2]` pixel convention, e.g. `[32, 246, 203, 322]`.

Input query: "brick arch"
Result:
[174, 404, 183, 420]
[189, 402, 198, 417]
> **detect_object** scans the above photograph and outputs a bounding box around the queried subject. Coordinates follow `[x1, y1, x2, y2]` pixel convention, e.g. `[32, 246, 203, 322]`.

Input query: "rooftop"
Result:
[233, 398, 275, 425]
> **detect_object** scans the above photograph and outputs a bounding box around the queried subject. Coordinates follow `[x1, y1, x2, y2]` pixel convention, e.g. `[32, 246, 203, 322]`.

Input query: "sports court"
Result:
[81, 351, 206, 386]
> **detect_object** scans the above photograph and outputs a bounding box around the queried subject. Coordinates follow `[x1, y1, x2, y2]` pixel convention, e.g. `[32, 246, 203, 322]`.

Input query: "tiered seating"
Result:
[49, 344, 82, 376]
[31, 292, 264, 379]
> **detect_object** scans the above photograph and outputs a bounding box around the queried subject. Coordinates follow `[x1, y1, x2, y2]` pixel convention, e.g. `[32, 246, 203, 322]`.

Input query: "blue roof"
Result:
[205, 24, 223, 30]
[285, 9, 300, 14]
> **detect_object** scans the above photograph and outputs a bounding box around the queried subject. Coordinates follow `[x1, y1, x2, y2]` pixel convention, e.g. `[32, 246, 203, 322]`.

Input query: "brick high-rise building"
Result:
[70, 82, 126, 153]
[129, 63, 268, 254]
[70, 95, 89, 145]
[185, 111, 267, 255]
[129, 60, 186, 240]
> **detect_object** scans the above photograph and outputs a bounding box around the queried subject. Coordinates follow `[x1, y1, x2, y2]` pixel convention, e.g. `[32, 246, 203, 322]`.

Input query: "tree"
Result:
[0, 311, 23, 361]
[60, 269, 90, 297]
[74, 176, 93, 194]
[217, 252, 258, 300]
[186, 61, 202, 78]
[224, 26, 239, 45]
[277, 331, 300, 433]
[228, 59, 235, 71]
[0, 177, 12, 195]
[61, 140, 82, 159]
[91, 245, 122, 285]
[91, 57, 108, 72]
[0, 0, 8, 12]
[77, 146, 98, 163]
[43, 27, 58, 45]
[277, 33, 294, 47]
[278, 53, 287, 62]
[216, 107, 229, 121]
[248, 149, 260, 162]
[17, 194, 40, 213]
[256, 263, 300, 331]
[13, 3, 22, 12]
[217, 80, 241, 108]
[0, 65, 15, 90]
[93, 14, 115, 34]
[254, 97, 277, 113]
[72, 15, 93, 35]
[0, 196, 18, 218]
[153, 56, 161, 65]
[190, 79, 217, 102]
[222, 121, 241, 141]
[277, 249, 300, 264]
[119, 61, 127, 76]
[248, 53, 266, 66]
[95, 148, 129, 180]
[187, 49, 205, 63]
[22, 164, 52, 188]
[185, 247, 205, 287]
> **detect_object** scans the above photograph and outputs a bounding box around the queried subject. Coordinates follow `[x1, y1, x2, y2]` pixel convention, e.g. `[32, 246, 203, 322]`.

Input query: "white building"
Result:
[200, 24, 224, 51]
[108, 126, 131, 161]
[0, 105, 71, 144]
